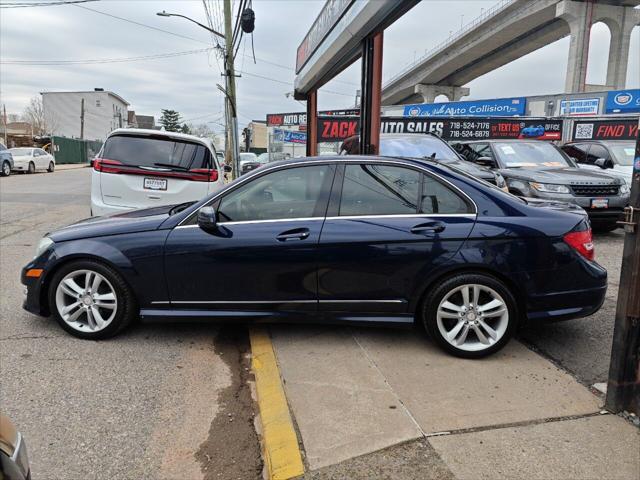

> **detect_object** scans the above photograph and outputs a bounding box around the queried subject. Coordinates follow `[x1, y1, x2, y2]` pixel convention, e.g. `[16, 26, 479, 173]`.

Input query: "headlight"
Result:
[530, 182, 571, 194]
[34, 237, 53, 258]
[620, 182, 630, 194]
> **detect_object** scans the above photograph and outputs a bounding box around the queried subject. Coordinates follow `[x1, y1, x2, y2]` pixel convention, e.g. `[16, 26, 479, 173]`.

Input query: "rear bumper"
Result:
[523, 260, 607, 323]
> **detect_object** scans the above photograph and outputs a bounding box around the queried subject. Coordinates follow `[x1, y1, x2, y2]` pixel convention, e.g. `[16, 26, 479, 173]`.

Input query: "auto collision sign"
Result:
[605, 89, 640, 114]
[316, 116, 563, 142]
[283, 130, 307, 144]
[402, 98, 526, 118]
[573, 119, 639, 141]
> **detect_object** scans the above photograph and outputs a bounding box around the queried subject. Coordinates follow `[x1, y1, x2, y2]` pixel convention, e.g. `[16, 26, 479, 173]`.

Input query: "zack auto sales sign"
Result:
[316, 116, 563, 142]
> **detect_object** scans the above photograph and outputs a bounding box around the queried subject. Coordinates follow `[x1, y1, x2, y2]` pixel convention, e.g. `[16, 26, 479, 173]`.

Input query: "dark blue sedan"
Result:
[21, 156, 606, 358]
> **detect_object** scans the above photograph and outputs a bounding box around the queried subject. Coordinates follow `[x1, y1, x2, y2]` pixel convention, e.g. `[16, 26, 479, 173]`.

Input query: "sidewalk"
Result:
[55, 163, 90, 171]
[265, 325, 639, 479]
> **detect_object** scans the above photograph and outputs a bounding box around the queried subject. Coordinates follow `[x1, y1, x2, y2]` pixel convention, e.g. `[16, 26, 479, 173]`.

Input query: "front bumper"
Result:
[528, 191, 627, 221]
[21, 253, 54, 317]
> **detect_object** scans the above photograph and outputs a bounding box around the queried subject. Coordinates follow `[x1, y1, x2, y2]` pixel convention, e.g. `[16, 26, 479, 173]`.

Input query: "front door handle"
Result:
[411, 221, 446, 234]
[276, 227, 310, 241]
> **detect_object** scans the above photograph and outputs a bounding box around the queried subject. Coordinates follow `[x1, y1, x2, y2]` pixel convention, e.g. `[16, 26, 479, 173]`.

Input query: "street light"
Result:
[156, 11, 225, 39]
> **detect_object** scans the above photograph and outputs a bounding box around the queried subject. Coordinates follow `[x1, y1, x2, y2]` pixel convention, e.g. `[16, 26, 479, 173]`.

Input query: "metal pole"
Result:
[223, 0, 240, 178]
[2, 104, 7, 146]
[80, 98, 85, 140]
[360, 31, 383, 155]
[306, 90, 317, 157]
[605, 117, 640, 416]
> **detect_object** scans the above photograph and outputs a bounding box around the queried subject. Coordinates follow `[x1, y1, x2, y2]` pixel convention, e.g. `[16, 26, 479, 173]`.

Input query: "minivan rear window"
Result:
[102, 135, 213, 170]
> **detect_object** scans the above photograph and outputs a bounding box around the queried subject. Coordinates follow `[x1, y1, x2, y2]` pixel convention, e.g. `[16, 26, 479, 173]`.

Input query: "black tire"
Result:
[48, 259, 137, 340]
[1, 161, 10, 177]
[47, 161, 55, 173]
[421, 273, 518, 358]
[27, 161, 35, 174]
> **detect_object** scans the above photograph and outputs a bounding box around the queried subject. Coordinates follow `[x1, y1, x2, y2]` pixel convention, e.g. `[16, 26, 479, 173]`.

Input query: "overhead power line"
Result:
[0, 0, 96, 8]
[0, 48, 214, 65]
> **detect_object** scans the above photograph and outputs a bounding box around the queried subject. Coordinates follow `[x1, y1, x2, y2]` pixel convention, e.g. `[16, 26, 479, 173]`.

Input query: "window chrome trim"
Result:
[176, 217, 324, 229]
[325, 213, 476, 221]
[151, 299, 405, 305]
[177, 158, 478, 227]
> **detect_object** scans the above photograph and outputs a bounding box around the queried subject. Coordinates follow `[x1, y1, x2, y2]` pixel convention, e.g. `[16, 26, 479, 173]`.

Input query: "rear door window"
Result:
[421, 175, 472, 214]
[340, 164, 420, 216]
[102, 135, 212, 170]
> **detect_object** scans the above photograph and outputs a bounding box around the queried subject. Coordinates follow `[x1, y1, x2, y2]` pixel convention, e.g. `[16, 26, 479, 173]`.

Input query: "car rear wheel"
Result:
[1, 161, 10, 177]
[48, 260, 137, 339]
[422, 273, 517, 358]
[47, 161, 55, 173]
[27, 162, 35, 174]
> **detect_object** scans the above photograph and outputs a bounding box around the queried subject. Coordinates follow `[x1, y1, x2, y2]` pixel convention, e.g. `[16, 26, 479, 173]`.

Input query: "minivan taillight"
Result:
[93, 157, 123, 173]
[563, 229, 594, 261]
[189, 168, 219, 182]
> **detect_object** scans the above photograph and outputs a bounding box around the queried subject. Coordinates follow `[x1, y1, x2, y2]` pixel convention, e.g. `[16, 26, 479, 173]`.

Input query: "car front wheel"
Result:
[48, 260, 137, 339]
[422, 273, 517, 358]
[1, 161, 10, 177]
[47, 161, 55, 173]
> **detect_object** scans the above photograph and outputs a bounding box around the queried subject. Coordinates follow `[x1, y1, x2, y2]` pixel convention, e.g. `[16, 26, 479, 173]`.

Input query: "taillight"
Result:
[563, 228, 594, 261]
[189, 168, 219, 182]
[93, 157, 122, 173]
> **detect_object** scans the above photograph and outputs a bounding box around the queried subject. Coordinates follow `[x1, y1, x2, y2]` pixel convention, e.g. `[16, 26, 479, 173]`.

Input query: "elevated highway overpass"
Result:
[382, 0, 640, 105]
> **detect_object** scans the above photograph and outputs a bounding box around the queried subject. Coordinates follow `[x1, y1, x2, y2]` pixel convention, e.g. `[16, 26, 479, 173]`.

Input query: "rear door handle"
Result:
[276, 227, 310, 241]
[411, 222, 446, 234]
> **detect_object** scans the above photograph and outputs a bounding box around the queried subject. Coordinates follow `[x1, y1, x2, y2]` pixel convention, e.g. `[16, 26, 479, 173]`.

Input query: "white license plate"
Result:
[144, 178, 167, 191]
[591, 198, 608, 209]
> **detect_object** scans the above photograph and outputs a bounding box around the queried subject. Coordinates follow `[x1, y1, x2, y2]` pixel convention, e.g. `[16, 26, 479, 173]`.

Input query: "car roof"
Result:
[564, 139, 633, 144]
[261, 154, 454, 173]
[107, 128, 215, 150]
[458, 139, 549, 144]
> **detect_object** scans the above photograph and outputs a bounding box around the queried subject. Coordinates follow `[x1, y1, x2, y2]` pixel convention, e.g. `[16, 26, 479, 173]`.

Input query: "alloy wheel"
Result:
[436, 284, 509, 352]
[55, 269, 118, 333]
[2, 162, 9, 176]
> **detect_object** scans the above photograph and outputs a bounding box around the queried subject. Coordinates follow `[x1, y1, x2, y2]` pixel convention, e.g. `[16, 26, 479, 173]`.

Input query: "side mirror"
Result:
[594, 158, 613, 169]
[223, 164, 233, 173]
[476, 156, 496, 168]
[197, 206, 218, 231]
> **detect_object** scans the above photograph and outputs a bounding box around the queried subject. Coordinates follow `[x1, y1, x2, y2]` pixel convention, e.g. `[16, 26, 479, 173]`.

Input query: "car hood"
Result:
[48, 205, 175, 242]
[499, 167, 621, 185]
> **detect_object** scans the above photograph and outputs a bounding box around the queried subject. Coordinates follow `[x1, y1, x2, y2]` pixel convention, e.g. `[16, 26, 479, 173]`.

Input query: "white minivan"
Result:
[91, 129, 226, 216]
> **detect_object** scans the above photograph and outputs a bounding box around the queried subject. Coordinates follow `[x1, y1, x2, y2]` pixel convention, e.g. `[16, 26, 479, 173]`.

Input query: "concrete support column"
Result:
[605, 8, 639, 90]
[414, 84, 470, 103]
[557, 0, 593, 93]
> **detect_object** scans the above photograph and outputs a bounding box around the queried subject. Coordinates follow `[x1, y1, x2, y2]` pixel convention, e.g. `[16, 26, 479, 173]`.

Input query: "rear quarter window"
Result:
[103, 135, 212, 170]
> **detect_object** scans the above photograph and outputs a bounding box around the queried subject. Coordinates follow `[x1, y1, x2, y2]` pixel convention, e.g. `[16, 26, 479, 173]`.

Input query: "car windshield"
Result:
[239, 153, 257, 164]
[257, 153, 270, 163]
[609, 143, 635, 166]
[493, 142, 573, 168]
[379, 136, 459, 160]
[9, 148, 32, 156]
[102, 135, 212, 171]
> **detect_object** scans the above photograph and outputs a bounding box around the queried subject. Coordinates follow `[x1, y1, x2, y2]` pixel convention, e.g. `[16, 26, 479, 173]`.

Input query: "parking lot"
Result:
[0, 167, 636, 479]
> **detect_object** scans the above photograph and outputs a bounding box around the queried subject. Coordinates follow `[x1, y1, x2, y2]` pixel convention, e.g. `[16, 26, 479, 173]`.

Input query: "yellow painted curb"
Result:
[250, 328, 305, 480]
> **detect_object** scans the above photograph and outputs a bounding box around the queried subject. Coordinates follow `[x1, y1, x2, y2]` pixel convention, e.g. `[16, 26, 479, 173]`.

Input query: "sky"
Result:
[0, 0, 639, 134]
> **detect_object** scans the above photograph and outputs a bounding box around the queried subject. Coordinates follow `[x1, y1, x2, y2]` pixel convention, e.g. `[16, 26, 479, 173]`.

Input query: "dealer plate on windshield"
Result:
[144, 178, 167, 191]
[591, 198, 608, 209]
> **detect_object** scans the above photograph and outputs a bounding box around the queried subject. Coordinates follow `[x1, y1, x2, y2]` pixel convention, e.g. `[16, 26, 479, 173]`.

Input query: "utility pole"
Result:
[606, 118, 640, 416]
[223, 0, 240, 178]
[2, 104, 7, 146]
[80, 98, 85, 140]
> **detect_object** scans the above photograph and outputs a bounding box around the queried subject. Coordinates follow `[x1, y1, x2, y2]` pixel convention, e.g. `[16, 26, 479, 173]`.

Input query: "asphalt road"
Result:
[0, 168, 261, 479]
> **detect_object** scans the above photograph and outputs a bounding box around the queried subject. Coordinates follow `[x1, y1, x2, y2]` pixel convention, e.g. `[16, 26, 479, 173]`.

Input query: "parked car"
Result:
[454, 140, 630, 232]
[257, 152, 271, 163]
[0, 414, 31, 480]
[9, 147, 55, 174]
[239, 152, 259, 175]
[342, 133, 509, 191]
[23, 156, 605, 358]
[91, 129, 227, 216]
[0, 143, 14, 177]
[561, 140, 634, 185]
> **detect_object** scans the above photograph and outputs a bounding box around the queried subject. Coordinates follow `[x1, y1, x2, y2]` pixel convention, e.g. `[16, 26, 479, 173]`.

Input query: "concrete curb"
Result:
[250, 328, 305, 480]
